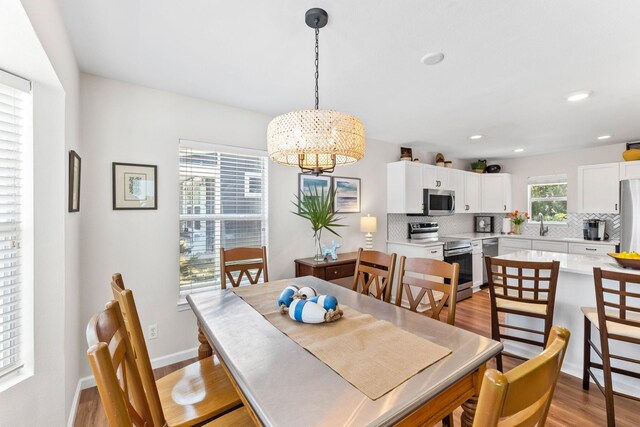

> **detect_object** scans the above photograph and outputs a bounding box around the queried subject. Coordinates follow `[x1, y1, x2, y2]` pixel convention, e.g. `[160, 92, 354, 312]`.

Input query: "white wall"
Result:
[78, 73, 398, 377]
[498, 143, 626, 212]
[0, 0, 80, 425]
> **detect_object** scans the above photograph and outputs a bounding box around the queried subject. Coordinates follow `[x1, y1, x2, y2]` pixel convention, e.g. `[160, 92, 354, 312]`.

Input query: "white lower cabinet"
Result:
[531, 240, 569, 253]
[568, 242, 617, 255]
[472, 241, 483, 289]
[499, 238, 532, 255]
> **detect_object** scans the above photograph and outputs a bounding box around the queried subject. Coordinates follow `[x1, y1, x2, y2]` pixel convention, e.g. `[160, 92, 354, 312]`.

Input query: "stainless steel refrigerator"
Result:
[620, 179, 640, 252]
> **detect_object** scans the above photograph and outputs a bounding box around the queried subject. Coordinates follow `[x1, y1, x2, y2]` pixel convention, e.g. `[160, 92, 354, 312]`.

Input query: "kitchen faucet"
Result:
[539, 213, 549, 236]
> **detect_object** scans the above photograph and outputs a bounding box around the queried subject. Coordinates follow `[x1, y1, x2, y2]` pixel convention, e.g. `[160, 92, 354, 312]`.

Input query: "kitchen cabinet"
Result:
[464, 173, 482, 213]
[422, 164, 449, 190]
[448, 169, 466, 213]
[568, 242, 617, 255]
[532, 240, 568, 253]
[619, 160, 640, 180]
[472, 240, 483, 289]
[481, 174, 512, 213]
[387, 162, 423, 214]
[499, 238, 531, 255]
[577, 163, 620, 214]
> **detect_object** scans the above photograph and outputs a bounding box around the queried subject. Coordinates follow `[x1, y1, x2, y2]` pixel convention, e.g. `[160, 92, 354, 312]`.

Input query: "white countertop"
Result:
[495, 250, 638, 276]
[442, 232, 619, 246]
[386, 239, 444, 248]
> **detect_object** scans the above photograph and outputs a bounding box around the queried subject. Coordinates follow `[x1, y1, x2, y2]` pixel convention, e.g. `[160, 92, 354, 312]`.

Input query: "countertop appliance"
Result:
[475, 216, 494, 233]
[621, 180, 640, 252]
[583, 219, 606, 241]
[501, 217, 512, 234]
[482, 238, 499, 284]
[408, 222, 439, 241]
[421, 188, 455, 216]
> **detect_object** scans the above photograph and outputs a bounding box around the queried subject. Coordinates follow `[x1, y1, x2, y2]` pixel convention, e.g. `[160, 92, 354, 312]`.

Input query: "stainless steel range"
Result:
[408, 222, 474, 302]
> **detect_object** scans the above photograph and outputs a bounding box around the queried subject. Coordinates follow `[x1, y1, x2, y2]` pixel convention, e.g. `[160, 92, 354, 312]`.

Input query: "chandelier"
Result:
[267, 8, 366, 175]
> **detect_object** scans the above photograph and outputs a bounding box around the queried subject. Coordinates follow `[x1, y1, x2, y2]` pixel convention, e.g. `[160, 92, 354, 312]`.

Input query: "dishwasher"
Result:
[482, 238, 499, 284]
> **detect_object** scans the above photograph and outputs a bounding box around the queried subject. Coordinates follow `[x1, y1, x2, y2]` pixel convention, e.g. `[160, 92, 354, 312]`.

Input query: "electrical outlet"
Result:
[148, 323, 158, 340]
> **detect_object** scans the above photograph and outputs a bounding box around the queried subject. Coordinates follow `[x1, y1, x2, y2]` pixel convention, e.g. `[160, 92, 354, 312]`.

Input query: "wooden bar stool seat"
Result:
[111, 274, 243, 427]
[495, 297, 548, 315]
[582, 268, 640, 427]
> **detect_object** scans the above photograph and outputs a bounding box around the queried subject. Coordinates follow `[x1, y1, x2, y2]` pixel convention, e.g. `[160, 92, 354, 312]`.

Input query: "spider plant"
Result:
[292, 186, 345, 260]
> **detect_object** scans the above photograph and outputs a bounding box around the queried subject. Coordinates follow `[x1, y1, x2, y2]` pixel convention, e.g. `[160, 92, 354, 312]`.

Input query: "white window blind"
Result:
[0, 71, 30, 379]
[179, 142, 268, 293]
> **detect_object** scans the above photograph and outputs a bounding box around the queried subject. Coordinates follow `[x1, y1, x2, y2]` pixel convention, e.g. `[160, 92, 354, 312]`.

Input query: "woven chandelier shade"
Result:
[267, 108, 365, 170]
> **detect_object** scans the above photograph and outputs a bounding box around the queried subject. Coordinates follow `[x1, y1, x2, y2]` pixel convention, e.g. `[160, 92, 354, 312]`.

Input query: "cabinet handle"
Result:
[585, 248, 597, 252]
[503, 205, 506, 211]
[465, 204, 469, 211]
[430, 250, 438, 254]
[615, 203, 618, 211]
[333, 271, 338, 274]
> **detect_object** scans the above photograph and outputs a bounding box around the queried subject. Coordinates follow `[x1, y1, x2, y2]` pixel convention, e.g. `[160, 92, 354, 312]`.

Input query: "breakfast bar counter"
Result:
[495, 250, 640, 396]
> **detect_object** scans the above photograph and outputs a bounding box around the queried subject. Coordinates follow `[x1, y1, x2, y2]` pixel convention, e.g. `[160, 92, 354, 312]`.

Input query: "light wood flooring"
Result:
[74, 290, 639, 426]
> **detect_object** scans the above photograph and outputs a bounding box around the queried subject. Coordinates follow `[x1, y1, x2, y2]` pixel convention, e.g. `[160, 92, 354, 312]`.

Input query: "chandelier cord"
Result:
[314, 25, 319, 110]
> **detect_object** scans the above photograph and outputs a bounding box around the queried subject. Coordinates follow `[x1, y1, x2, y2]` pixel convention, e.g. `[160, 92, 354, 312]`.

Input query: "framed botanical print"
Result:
[68, 150, 81, 212]
[112, 162, 158, 210]
[332, 176, 361, 213]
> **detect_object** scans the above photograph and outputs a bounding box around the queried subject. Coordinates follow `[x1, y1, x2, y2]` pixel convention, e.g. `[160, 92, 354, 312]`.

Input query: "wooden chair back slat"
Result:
[351, 248, 396, 302]
[220, 246, 269, 289]
[86, 300, 155, 427]
[396, 256, 460, 326]
[594, 268, 640, 338]
[473, 326, 571, 427]
[111, 275, 166, 427]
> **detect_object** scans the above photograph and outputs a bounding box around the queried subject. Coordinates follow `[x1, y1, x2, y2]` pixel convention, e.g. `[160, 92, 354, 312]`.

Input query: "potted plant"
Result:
[292, 187, 345, 261]
[507, 210, 529, 234]
[470, 160, 487, 173]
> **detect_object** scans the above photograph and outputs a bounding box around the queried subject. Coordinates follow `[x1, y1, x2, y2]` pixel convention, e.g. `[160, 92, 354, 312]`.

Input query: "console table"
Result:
[294, 251, 358, 282]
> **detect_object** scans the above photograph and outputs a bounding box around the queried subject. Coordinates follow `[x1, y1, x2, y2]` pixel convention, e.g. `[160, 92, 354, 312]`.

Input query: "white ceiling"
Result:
[57, 0, 640, 159]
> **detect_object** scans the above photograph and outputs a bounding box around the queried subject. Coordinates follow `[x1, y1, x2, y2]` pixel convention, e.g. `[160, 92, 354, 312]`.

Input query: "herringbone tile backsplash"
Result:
[387, 213, 620, 242]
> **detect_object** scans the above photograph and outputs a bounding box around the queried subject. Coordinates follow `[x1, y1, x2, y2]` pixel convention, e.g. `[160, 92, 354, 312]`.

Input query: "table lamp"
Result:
[360, 214, 377, 250]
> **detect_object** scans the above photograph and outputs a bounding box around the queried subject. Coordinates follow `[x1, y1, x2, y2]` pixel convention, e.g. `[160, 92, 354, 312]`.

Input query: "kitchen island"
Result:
[495, 250, 640, 396]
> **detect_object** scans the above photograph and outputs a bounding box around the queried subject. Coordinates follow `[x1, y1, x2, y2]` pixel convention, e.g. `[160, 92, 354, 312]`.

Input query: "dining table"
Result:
[187, 276, 502, 427]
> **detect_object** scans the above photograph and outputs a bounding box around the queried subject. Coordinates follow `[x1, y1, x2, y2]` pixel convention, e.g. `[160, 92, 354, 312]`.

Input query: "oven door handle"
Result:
[444, 248, 473, 257]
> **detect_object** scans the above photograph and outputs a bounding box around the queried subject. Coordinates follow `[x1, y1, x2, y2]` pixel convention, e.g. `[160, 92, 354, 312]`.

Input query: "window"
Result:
[179, 141, 268, 294]
[0, 71, 31, 380]
[528, 175, 568, 223]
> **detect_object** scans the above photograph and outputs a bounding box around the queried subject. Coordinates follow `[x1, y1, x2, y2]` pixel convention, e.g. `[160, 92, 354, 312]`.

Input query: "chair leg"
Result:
[495, 352, 503, 372]
[601, 346, 616, 427]
[442, 412, 454, 426]
[582, 315, 591, 391]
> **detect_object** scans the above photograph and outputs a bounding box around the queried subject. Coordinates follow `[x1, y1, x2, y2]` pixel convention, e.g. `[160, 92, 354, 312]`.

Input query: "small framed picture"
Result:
[332, 176, 361, 213]
[112, 162, 157, 210]
[298, 174, 332, 212]
[68, 150, 81, 212]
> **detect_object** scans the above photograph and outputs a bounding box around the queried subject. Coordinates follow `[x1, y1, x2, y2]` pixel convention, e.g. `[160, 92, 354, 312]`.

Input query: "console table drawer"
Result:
[325, 264, 355, 280]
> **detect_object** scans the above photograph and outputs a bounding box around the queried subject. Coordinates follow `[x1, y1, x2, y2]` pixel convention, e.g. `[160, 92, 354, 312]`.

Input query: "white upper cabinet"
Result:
[422, 164, 449, 189]
[464, 173, 482, 213]
[577, 163, 620, 213]
[481, 174, 512, 213]
[620, 160, 640, 180]
[448, 169, 466, 213]
[387, 161, 424, 214]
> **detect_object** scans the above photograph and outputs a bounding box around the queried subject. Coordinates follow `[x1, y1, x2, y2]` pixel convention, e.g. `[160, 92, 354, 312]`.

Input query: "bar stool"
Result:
[485, 257, 560, 371]
[582, 267, 640, 427]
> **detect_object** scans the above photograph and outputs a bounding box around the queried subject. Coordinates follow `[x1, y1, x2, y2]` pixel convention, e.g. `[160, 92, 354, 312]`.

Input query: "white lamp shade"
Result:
[360, 215, 377, 233]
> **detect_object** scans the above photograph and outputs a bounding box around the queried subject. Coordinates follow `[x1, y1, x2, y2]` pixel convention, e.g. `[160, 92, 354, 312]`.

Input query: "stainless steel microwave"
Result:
[423, 188, 455, 216]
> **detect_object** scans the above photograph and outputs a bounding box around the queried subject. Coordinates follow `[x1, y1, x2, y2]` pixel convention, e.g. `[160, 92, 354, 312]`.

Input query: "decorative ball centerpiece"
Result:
[277, 285, 343, 324]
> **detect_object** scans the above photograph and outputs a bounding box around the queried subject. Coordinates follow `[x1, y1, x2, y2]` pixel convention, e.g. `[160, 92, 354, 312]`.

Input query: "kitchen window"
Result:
[528, 175, 568, 223]
[179, 140, 268, 296]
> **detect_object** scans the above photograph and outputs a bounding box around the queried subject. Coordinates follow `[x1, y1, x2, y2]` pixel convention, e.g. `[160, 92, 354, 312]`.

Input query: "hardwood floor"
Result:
[74, 290, 639, 426]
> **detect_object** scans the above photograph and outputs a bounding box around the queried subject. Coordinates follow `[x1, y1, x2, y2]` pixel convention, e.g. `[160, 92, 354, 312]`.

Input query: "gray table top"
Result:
[188, 276, 502, 427]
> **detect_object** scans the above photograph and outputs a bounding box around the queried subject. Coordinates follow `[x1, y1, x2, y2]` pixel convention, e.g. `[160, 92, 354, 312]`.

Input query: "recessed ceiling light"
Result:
[567, 91, 592, 102]
[469, 135, 483, 140]
[421, 52, 445, 66]
[597, 135, 612, 140]
[514, 148, 524, 153]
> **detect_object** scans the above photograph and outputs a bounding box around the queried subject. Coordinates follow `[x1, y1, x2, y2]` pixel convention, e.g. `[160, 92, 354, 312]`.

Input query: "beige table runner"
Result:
[232, 280, 451, 400]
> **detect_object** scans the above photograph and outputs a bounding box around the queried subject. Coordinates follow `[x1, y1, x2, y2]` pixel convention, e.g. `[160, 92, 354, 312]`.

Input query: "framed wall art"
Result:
[332, 176, 361, 213]
[297, 174, 332, 212]
[68, 150, 81, 212]
[112, 162, 158, 210]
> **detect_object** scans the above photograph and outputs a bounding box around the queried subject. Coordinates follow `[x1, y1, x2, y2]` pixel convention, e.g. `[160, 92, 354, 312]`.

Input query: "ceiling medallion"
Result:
[267, 8, 365, 175]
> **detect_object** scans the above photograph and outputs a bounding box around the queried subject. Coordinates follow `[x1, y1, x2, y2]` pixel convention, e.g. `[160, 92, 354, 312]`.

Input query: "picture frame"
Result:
[68, 150, 81, 212]
[332, 176, 361, 213]
[297, 173, 332, 213]
[112, 162, 158, 210]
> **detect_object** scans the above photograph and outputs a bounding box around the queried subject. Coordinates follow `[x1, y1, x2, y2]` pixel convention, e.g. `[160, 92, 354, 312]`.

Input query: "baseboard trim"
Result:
[66, 346, 198, 426]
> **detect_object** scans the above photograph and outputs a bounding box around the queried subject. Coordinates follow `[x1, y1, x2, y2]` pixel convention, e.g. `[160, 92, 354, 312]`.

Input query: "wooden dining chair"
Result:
[473, 326, 571, 427]
[485, 257, 560, 371]
[395, 256, 460, 326]
[220, 246, 268, 289]
[111, 274, 244, 427]
[582, 268, 640, 427]
[351, 248, 397, 303]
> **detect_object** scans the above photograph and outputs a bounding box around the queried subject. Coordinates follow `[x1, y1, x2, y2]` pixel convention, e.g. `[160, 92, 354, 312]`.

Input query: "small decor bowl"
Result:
[608, 253, 640, 269]
[622, 149, 640, 162]
[486, 164, 501, 173]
